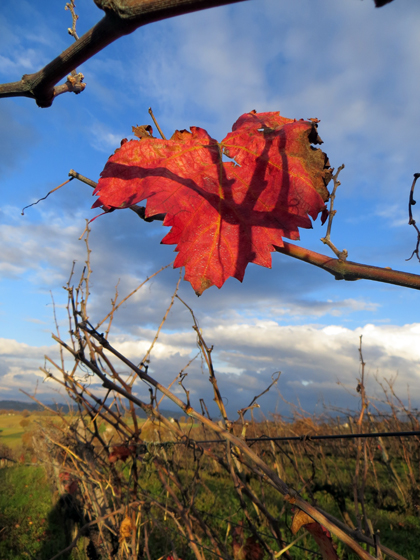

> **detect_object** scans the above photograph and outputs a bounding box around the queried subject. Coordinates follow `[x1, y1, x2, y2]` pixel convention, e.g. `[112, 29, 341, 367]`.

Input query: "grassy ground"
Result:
[0, 414, 72, 451]
[138, 456, 420, 560]
[1, 417, 419, 559]
[1, 462, 418, 560]
[0, 465, 82, 560]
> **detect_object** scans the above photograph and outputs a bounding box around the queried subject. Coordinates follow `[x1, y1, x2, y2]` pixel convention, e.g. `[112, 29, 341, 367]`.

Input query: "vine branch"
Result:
[275, 242, 420, 291]
[0, 0, 246, 107]
[0, 0, 397, 108]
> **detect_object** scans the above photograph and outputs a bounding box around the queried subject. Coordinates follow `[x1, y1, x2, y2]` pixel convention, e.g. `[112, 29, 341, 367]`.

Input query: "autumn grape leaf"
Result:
[94, 110, 332, 295]
[59, 472, 79, 494]
[291, 510, 339, 560]
[232, 523, 263, 560]
[108, 444, 135, 463]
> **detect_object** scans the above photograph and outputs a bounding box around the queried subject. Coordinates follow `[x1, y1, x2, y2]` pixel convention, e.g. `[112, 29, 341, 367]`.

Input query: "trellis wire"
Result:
[192, 429, 420, 446]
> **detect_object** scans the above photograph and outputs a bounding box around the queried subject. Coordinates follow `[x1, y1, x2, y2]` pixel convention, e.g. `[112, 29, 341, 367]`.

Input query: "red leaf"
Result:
[64, 480, 79, 495]
[59, 472, 79, 494]
[232, 524, 263, 560]
[108, 445, 135, 463]
[305, 523, 339, 560]
[291, 511, 339, 560]
[94, 111, 332, 295]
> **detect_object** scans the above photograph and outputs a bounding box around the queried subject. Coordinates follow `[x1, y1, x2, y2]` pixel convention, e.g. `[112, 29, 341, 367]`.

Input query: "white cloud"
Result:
[88, 121, 126, 153]
[0, 338, 61, 399]
[110, 336, 193, 362]
[0, 221, 85, 283]
[375, 204, 408, 228]
[2, 320, 419, 415]
[0, 20, 49, 76]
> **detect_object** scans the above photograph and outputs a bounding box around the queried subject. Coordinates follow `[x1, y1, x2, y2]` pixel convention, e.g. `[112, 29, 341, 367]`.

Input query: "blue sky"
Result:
[1, 0, 420, 417]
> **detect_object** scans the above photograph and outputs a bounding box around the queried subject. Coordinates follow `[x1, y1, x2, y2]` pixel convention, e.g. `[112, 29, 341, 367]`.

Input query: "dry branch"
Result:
[60, 321, 375, 560]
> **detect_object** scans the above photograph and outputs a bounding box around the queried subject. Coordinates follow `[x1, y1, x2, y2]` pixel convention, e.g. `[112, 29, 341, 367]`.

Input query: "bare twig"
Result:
[96, 262, 173, 331]
[149, 107, 167, 140]
[68, 169, 166, 222]
[406, 172, 420, 262]
[238, 372, 281, 421]
[57, 0, 86, 99]
[139, 268, 183, 369]
[65, 1, 79, 41]
[176, 295, 230, 428]
[68, 169, 97, 188]
[50, 290, 65, 370]
[21, 177, 74, 215]
[353, 336, 369, 533]
[320, 164, 348, 260]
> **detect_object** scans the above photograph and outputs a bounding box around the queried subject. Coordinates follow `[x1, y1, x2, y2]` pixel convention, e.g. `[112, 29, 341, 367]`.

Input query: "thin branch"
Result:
[65, 1, 80, 41]
[140, 268, 183, 367]
[95, 262, 173, 331]
[68, 169, 97, 188]
[149, 107, 167, 140]
[275, 531, 308, 558]
[68, 169, 166, 222]
[238, 372, 281, 419]
[21, 177, 74, 215]
[57, 1, 85, 99]
[50, 290, 65, 370]
[320, 164, 348, 260]
[275, 242, 420, 290]
[176, 294, 230, 427]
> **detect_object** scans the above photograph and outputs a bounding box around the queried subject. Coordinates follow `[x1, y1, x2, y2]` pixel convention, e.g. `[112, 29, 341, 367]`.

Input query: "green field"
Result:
[0, 413, 194, 452]
[0, 415, 28, 449]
